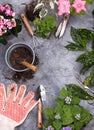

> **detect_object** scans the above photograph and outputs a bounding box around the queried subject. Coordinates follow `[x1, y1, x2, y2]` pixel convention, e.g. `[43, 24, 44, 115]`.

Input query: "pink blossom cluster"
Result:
[0, 4, 15, 16]
[58, 0, 86, 16]
[0, 4, 16, 36]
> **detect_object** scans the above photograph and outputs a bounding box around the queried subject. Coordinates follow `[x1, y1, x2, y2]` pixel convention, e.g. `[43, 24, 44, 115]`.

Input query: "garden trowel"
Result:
[36, 84, 46, 128]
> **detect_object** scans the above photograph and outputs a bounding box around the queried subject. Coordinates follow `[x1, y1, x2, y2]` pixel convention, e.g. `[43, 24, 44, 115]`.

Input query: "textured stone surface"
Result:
[0, 0, 94, 130]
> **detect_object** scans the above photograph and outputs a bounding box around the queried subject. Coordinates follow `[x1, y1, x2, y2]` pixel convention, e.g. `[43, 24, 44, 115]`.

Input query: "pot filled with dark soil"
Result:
[5, 42, 35, 72]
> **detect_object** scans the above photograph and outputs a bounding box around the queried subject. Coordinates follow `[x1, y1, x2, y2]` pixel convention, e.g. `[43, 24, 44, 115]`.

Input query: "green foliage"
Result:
[86, 0, 93, 4]
[66, 84, 94, 100]
[0, 33, 7, 45]
[65, 27, 94, 51]
[0, 4, 22, 45]
[43, 84, 93, 130]
[83, 68, 94, 87]
[77, 51, 94, 74]
[11, 19, 22, 36]
[0, 19, 22, 45]
[65, 18, 94, 86]
[33, 16, 56, 38]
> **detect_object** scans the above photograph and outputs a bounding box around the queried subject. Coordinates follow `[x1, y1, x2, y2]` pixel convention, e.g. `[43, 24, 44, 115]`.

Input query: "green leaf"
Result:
[86, 0, 93, 4]
[44, 108, 54, 120]
[70, 0, 74, 4]
[55, 97, 64, 106]
[33, 16, 56, 38]
[54, 104, 63, 114]
[65, 42, 84, 51]
[60, 88, 71, 97]
[66, 84, 94, 100]
[62, 112, 73, 125]
[11, 19, 22, 36]
[0, 35, 7, 45]
[77, 51, 94, 74]
[74, 121, 84, 130]
[71, 105, 81, 116]
[71, 96, 80, 105]
[80, 107, 92, 123]
[53, 120, 62, 130]
[66, 27, 94, 51]
[84, 67, 94, 87]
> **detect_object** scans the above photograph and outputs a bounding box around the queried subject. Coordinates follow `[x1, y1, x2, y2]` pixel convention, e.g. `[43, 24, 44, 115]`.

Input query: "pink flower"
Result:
[58, 0, 71, 15]
[72, 0, 86, 13]
[11, 11, 15, 17]
[5, 9, 12, 16]
[6, 20, 13, 29]
[0, 4, 5, 12]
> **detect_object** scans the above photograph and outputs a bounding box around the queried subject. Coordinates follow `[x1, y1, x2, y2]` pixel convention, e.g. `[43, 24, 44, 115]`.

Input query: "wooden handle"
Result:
[20, 13, 34, 36]
[22, 61, 38, 72]
[38, 100, 42, 128]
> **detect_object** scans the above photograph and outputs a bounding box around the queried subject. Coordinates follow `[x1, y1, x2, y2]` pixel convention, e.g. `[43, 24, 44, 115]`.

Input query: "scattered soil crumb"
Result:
[4, 55, 39, 83]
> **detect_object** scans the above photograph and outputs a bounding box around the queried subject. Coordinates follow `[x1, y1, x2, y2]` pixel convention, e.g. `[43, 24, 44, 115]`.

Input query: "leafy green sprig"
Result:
[65, 25, 94, 86]
[65, 27, 94, 51]
[33, 16, 56, 38]
[43, 84, 93, 130]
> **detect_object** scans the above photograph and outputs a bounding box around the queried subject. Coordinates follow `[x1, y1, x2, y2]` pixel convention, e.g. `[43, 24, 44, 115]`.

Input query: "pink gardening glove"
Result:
[0, 83, 38, 130]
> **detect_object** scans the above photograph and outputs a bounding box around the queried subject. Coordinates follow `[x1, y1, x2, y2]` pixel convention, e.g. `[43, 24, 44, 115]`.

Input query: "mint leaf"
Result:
[44, 108, 54, 120]
[54, 104, 63, 114]
[74, 121, 84, 130]
[55, 97, 64, 106]
[71, 96, 80, 105]
[33, 16, 56, 38]
[62, 105, 74, 125]
[80, 107, 92, 123]
[71, 105, 81, 116]
[53, 120, 62, 130]
[60, 88, 71, 97]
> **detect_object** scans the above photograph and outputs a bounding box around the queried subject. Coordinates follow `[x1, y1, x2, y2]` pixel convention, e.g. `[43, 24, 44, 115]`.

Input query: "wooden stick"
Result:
[20, 13, 34, 36]
[38, 99, 42, 128]
[22, 61, 37, 72]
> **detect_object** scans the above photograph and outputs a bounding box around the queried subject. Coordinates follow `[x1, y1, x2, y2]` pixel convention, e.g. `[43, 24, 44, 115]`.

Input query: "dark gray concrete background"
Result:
[0, 0, 94, 130]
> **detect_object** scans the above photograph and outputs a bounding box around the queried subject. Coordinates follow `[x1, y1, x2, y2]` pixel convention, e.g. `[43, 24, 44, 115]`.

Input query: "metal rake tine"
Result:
[33, 36, 41, 48]
[75, 73, 83, 84]
[34, 36, 41, 45]
[32, 37, 38, 48]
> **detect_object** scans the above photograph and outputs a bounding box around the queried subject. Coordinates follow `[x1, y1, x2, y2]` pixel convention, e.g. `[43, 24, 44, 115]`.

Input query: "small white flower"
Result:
[65, 96, 71, 104]
[54, 114, 61, 120]
[75, 113, 81, 120]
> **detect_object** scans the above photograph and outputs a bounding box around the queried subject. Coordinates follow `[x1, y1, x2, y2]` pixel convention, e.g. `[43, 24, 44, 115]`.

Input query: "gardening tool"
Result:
[36, 84, 46, 128]
[75, 73, 94, 96]
[20, 13, 40, 48]
[17, 60, 38, 72]
[75, 74, 94, 105]
[55, 14, 70, 38]
[0, 83, 38, 130]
